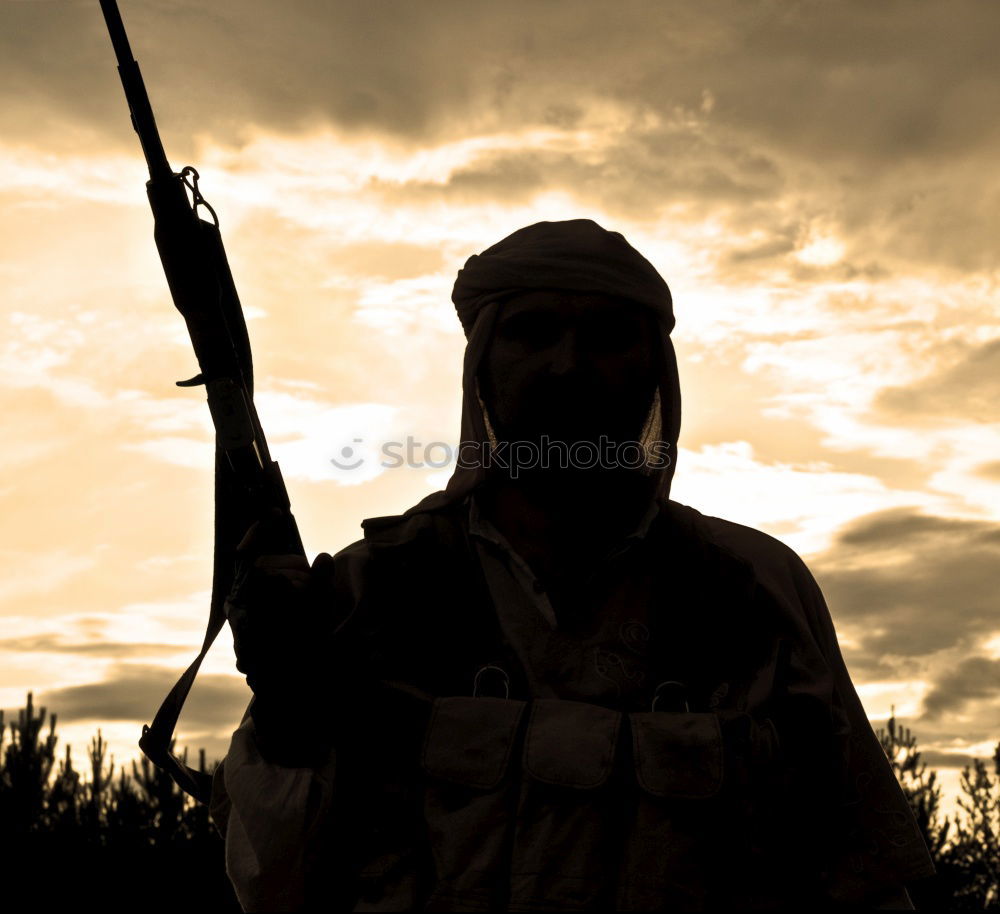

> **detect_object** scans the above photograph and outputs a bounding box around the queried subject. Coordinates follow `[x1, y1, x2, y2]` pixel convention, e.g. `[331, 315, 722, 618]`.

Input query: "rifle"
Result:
[99, 0, 305, 804]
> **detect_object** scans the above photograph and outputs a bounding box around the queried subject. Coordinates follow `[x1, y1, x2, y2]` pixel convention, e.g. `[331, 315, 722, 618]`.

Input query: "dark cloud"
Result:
[0, 635, 182, 656]
[809, 509, 1000, 746]
[725, 231, 798, 264]
[23, 663, 250, 730]
[872, 337, 1000, 424]
[0, 684, 237, 770]
[707, 1, 1000, 164]
[368, 131, 785, 219]
[920, 750, 984, 770]
[811, 507, 1000, 665]
[921, 656, 1000, 721]
[5, 0, 997, 269]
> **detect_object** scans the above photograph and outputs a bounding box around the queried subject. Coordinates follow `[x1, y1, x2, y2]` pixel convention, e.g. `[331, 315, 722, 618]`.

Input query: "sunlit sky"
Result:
[2, 0, 998, 824]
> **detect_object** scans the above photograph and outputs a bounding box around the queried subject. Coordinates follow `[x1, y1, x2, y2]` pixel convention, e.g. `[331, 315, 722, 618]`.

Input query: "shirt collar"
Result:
[467, 487, 661, 551]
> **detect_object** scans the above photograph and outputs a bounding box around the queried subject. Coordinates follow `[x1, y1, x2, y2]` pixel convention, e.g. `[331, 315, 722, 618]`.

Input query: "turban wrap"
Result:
[452, 219, 675, 337]
[404, 218, 681, 516]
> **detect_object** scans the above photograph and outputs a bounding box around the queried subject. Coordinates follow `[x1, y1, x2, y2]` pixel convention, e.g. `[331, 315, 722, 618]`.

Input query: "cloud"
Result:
[975, 460, 1000, 481]
[367, 127, 786, 217]
[872, 337, 1000, 424]
[3, 1, 999, 816]
[670, 440, 947, 557]
[0, 548, 100, 604]
[5, 0, 998, 274]
[30, 663, 249, 730]
[920, 656, 1000, 721]
[810, 507, 1000, 671]
[14, 1, 996, 156]
[805, 508, 1000, 766]
[0, 634, 181, 657]
[919, 750, 985, 770]
[326, 240, 448, 281]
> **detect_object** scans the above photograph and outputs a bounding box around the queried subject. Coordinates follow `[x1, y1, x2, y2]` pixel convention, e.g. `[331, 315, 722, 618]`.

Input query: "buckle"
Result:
[651, 679, 690, 712]
[473, 663, 511, 699]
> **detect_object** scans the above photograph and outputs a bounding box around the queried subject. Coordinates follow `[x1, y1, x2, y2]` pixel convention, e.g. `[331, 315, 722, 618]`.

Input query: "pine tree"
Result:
[0, 691, 241, 910]
[942, 742, 1000, 911]
[0, 692, 57, 840]
[45, 743, 82, 835]
[876, 705, 950, 858]
[876, 706, 1000, 911]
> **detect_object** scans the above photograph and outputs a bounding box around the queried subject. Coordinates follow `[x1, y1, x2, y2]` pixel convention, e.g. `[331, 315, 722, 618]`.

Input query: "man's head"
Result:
[401, 218, 681, 516]
[478, 288, 661, 448]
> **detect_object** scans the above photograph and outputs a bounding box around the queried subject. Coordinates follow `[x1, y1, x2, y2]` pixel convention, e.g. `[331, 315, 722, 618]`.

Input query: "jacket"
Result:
[209, 495, 937, 911]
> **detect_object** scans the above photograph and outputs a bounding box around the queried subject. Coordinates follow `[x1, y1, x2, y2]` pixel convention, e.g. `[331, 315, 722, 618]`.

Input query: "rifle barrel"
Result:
[99, 0, 172, 181]
[98, 0, 134, 67]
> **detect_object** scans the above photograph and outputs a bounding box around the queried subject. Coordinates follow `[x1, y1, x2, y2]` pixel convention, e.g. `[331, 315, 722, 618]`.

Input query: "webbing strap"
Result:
[138, 443, 252, 805]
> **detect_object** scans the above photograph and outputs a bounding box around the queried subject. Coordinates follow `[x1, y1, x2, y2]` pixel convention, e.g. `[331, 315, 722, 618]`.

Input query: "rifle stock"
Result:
[99, 0, 304, 803]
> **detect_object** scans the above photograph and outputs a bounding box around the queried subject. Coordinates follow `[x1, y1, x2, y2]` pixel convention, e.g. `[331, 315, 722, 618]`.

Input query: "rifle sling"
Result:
[138, 442, 248, 805]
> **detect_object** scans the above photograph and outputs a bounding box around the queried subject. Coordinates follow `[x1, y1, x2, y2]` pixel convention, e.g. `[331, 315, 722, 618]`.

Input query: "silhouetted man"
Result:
[211, 220, 935, 911]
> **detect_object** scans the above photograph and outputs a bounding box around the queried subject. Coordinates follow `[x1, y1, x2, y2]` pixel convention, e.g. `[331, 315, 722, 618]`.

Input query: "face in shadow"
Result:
[478, 290, 661, 454]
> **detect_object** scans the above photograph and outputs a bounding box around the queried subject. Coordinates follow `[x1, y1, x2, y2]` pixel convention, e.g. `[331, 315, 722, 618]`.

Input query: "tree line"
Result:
[0, 691, 996, 910]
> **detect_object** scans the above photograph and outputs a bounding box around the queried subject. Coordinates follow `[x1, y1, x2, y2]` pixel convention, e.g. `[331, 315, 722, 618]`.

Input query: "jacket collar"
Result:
[362, 491, 714, 572]
[466, 489, 662, 553]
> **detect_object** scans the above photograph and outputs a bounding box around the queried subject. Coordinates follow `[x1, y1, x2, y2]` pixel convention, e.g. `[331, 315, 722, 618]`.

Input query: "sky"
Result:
[1, 0, 997, 826]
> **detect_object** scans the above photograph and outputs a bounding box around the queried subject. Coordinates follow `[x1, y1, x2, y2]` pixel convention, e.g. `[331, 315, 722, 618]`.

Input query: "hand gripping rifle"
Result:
[99, 0, 305, 804]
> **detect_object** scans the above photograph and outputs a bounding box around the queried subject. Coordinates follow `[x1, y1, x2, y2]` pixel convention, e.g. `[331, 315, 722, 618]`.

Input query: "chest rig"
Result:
[308, 499, 826, 912]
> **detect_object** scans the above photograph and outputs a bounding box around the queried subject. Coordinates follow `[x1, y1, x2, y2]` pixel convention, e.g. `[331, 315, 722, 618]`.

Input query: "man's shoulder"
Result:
[329, 495, 470, 564]
[665, 499, 818, 595]
[330, 534, 370, 563]
[318, 512, 453, 633]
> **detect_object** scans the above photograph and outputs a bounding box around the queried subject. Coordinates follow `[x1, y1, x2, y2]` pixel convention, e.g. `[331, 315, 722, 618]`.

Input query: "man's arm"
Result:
[214, 538, 371, 910]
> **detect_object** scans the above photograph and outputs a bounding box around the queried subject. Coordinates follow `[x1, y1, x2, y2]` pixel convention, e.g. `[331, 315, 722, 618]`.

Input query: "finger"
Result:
[259, 569, 311, 589]
[236, 520, 263, 553]
[255, 554, 311, 572]
[236, 507, 290, 555]
[310, 552, 335, 580]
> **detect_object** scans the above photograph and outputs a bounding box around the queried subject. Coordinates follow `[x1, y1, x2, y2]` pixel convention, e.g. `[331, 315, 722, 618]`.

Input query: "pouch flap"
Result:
[421, 696, 526, 789]
[629, 711, 723, 799]
[523, 699, 622, 789]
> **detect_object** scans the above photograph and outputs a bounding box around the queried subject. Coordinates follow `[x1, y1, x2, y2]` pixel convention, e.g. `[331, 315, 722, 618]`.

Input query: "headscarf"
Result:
[403, 218, 681, 516]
